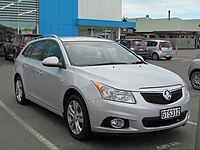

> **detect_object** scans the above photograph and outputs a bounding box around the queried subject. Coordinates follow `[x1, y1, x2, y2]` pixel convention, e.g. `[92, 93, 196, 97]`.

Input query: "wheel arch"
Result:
[63, 88, 89, 119]
[14, 73, 21, 83]
[189, 69, 200, 80]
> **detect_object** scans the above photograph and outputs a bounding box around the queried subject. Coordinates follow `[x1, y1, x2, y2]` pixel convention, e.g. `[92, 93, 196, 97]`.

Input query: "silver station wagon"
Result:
[14, 35, 190, 140]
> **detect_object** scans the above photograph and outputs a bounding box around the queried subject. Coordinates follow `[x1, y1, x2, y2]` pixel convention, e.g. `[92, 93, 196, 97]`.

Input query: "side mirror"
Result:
[42, 56, 63, 68]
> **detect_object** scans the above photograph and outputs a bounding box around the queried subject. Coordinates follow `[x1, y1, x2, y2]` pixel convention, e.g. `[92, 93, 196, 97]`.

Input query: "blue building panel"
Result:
[39, 0, 78, 36]
[77, 19, 136, 28]
[39, 0, 136, 36]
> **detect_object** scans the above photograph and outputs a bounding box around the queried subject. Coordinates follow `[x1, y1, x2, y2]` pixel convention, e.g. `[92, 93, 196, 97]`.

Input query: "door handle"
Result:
[37, 70, 43, 75]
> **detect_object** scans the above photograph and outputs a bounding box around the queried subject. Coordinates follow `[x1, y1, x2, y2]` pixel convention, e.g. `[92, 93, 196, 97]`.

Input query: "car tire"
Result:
[152, 53, 159, 60]
[143, 56, 147, 61]
[191, 71, 200, 90]
[4, 50, 9, 60]
[65, 94, 92, 140]
[166, 57, 172, 60]
[13, 50, 17, 63]
[15, 76, 28, 104]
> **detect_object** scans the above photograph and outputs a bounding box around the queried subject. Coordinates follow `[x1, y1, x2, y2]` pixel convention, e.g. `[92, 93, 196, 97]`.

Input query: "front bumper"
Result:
[87, 87, 190, 133]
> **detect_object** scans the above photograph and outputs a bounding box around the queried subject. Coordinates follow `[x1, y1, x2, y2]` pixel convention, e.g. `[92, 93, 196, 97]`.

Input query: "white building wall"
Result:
[78, 0, 122, 21]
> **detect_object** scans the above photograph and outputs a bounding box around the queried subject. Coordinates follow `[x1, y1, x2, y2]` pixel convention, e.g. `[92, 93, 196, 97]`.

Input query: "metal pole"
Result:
[195, 96, 200, 150]
[17, 1, 19, 34]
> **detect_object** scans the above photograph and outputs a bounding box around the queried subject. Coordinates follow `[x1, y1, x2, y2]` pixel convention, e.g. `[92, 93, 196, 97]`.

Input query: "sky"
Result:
[122, 0, 200, 20]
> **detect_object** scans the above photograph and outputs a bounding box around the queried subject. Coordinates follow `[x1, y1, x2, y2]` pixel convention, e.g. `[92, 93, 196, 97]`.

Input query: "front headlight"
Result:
[92, 81, 136, 104]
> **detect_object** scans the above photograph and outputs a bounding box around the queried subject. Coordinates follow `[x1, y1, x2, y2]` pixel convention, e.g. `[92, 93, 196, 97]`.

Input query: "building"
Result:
[127, 17, 200, 49]
[0, 0, 135, 42]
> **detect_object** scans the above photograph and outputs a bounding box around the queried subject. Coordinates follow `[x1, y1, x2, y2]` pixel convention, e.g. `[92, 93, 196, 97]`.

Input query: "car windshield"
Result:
[64, 42, 143, 66]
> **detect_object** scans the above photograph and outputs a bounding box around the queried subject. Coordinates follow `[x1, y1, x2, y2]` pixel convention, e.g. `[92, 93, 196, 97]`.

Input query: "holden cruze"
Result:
[14, 35, 190, 140]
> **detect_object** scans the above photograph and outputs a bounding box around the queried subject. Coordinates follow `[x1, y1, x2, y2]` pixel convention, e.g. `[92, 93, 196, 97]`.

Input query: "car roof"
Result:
[146, 39, 170, 42]
[59, 36, 114, 42]
[117, 39, 143, 41]
[36, 36, 114, 43]
[14, 34, 41, 36]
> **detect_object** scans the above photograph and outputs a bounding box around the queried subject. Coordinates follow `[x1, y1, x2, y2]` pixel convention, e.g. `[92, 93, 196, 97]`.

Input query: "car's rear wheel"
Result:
[15, 76, 28, 104]
[66, 95, 92, 140]
[152, 53, 159, 60]
[191, 71, 200, 90]
[166, 57, 172, 60]
[4, 50, 9, 60]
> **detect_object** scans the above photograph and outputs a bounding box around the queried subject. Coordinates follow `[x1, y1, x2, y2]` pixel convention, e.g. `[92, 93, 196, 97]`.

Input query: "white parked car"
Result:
[14, 36, 190, 140]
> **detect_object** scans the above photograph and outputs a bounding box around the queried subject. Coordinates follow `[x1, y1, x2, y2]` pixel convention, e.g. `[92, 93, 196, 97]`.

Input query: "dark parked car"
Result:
[3, 34, 41, 60]
[188, 52, 200, 90]
[116, 39, 148, 60]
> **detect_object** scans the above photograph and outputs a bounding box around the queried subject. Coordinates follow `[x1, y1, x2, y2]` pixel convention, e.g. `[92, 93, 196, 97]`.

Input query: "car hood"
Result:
[73, 64, 184, 91]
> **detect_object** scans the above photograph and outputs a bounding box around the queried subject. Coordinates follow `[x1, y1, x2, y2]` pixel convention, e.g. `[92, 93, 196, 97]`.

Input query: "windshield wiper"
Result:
[88, 62, 128, 66]
[130, 61, 145, 64]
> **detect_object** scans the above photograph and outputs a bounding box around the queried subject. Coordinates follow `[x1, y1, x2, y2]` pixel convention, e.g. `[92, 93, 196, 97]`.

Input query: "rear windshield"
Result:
[161, 42, 171, 48]
[133, 40, 146, 46]
[24, 36, 39, 44]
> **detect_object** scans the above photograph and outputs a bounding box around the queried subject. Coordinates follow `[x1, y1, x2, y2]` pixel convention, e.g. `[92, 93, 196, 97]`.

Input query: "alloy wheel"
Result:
[16, 79, 23, 102]
[67, 100, 84, 135]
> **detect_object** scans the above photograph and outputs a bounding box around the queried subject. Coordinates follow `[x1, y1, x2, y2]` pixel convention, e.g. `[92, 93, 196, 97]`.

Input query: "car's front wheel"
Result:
[15, 76, 28, 104]
[66, 95, 92, 140]
[191, 71, 200, 90]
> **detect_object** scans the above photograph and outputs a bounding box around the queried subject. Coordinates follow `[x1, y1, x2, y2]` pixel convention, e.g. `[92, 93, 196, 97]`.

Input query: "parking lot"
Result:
[0, 49, 200, 150]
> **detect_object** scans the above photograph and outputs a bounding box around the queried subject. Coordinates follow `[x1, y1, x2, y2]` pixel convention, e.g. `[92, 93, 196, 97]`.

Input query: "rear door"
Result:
[23, 40, 46, 99]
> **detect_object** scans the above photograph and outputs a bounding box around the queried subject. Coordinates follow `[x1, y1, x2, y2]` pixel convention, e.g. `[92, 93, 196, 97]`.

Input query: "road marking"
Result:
[188, 121, 197, 126]
[0, 100, 59, 150]
[190, 91, 200, 96]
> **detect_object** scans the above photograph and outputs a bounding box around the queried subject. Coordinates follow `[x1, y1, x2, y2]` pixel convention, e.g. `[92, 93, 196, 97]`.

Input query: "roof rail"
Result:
[42, 34, 59, 38]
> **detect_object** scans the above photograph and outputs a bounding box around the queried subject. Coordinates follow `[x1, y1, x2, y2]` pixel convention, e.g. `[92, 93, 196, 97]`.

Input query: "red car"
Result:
[3, 34, 41, 61]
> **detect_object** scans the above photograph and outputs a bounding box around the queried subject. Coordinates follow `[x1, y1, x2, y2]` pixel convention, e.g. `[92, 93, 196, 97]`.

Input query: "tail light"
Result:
[19, 44, 24, 49]
[158, 42, 162, 51]
[130, 45, 135, 50]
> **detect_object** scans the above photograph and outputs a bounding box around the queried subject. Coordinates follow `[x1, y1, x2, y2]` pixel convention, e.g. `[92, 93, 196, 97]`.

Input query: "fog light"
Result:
[110, 118, 125, 129]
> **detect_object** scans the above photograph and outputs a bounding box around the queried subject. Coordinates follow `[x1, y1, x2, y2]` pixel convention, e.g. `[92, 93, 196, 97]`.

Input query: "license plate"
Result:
[160, 107, 181, 120]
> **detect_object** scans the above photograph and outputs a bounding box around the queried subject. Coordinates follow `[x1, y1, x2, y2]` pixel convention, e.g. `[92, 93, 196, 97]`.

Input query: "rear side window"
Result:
[147, 41, 157, 46]
[120, 40, 131, 47]
[161, 42, 171, 48]
[22, 44, 33, 57]
[29, 41, 46, 60]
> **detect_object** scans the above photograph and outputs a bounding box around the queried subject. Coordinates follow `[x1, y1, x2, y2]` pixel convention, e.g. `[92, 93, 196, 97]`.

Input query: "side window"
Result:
[121, 40, 131, 47]
[30, 41, 45, 60]
[13, 36, 22, 45]
[44, 40, 62, 60]
[147, 41, 157, 47]
[22, 44, 33, 57]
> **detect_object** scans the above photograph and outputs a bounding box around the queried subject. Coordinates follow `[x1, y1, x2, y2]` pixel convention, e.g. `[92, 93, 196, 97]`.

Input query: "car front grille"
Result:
[140, 89, 182, 104]
[142, 111, 187, 128]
